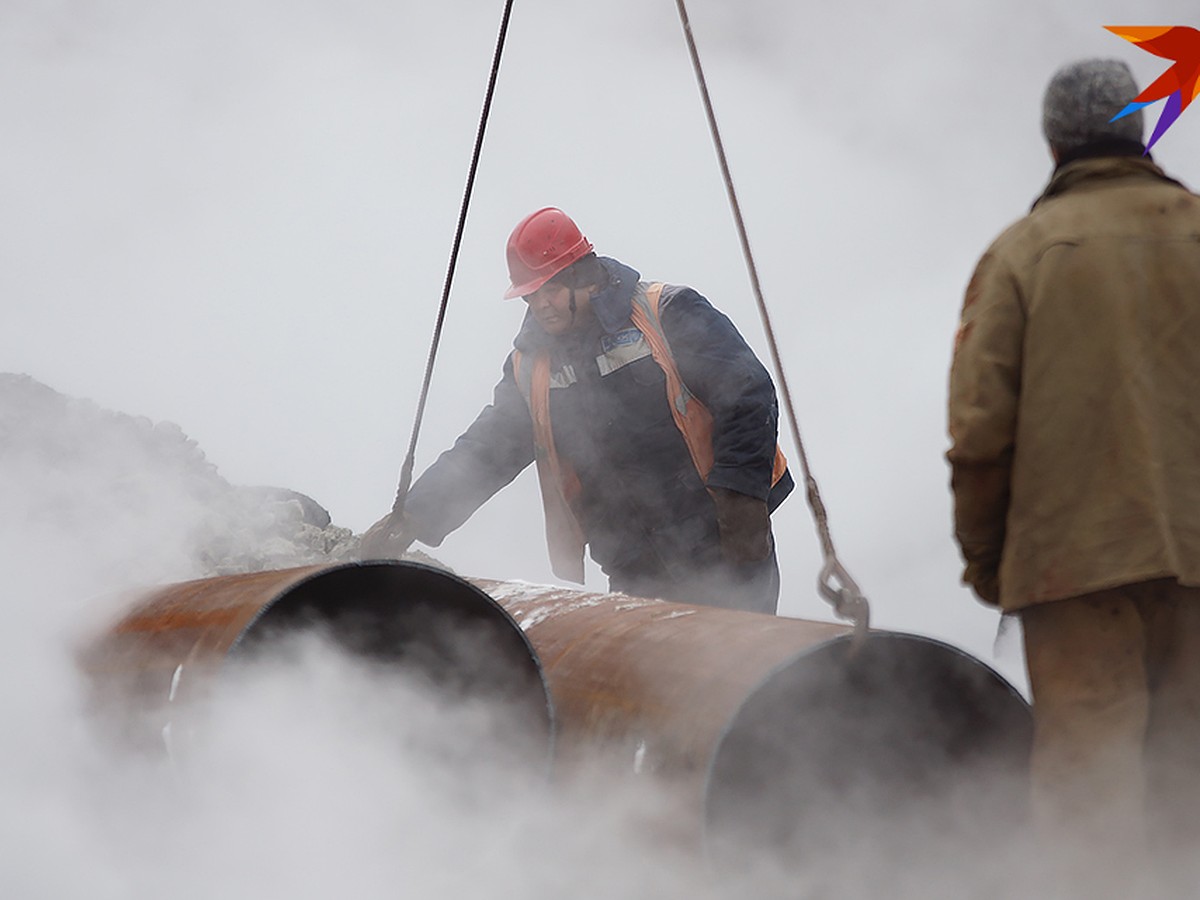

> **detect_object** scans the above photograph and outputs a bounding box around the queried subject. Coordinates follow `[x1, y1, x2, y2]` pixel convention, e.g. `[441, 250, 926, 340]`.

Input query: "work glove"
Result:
[708, 487, 771, 565]
[359, 510, 415, 560]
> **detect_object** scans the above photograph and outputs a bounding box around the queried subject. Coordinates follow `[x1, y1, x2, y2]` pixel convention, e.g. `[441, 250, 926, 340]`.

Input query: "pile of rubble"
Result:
[1, 372, 361, 578]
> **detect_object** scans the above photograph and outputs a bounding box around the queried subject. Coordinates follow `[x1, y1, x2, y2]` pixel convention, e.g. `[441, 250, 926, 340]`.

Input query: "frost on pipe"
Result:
[704, 632, 1032, 872]
[82, 562, 554, 768]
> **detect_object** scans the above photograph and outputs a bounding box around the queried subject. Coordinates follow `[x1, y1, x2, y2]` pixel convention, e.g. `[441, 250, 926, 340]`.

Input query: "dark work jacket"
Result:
[405, 257, 794, 587]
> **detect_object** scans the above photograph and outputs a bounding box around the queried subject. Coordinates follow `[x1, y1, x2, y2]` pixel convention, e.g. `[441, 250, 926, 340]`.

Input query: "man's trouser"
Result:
[1022, 578, 1200, 885]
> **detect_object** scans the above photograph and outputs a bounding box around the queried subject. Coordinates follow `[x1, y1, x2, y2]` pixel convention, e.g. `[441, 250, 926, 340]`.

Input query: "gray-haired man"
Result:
[948, 59, 1200, 883]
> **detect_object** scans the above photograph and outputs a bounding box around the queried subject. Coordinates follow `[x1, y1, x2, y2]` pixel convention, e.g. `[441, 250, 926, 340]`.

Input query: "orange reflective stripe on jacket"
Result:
[630, 284, 788, 487]
[512, 349, 587, 583]
[630, 283, 716, 479]
[514, 281, 787, 583]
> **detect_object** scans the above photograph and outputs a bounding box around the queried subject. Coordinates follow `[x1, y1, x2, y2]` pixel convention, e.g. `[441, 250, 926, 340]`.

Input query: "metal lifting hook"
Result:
[819, 557, 871, 650]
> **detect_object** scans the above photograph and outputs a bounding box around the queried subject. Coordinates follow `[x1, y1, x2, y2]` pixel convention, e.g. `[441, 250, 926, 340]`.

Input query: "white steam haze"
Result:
[2, 0, 1199, 896]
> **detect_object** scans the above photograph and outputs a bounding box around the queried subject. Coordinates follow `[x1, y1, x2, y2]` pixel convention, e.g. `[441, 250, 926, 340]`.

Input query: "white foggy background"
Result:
[2, 3, 1198, 893]
[8, 0, 1197, 674]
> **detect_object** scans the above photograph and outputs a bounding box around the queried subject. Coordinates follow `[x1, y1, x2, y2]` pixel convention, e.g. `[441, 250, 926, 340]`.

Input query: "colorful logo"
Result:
[1104, 25, 1200, 151]
[1105, 26, 1200, 152]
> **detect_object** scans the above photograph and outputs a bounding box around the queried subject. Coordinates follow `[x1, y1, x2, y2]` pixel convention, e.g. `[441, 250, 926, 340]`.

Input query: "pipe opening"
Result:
[85, 563, 554, 771]
[240, 566, 542, 699]
[226, 563, 554, 767]
[704, 632, 1031, 872]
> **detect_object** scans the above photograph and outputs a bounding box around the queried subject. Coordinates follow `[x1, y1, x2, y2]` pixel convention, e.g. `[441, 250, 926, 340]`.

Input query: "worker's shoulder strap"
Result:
[630, 281, 788, 488]
[628, 281, 668, 342]
[511, 348, 533, 405]
[509, 347, 586, 583]
[509, 348, 551, 457]
[512, 347, 576, 405]
[627, 282, 676, 384]
[629, 282, 716, 479]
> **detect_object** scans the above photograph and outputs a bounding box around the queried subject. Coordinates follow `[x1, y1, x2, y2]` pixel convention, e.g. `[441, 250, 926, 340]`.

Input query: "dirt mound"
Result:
[1, 373, 359, 579]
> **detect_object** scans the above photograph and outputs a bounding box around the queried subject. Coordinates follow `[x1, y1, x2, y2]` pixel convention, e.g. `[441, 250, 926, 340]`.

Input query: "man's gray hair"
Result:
[1042, 59, 1144, 151]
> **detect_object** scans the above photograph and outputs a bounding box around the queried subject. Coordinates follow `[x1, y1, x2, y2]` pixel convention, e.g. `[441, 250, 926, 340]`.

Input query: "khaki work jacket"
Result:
[948, 156, 1200, 611]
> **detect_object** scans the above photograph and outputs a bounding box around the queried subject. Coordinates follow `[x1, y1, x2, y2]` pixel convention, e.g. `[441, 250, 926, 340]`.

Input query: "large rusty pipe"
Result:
[81, 562, 554, 765]
[472, 579, 1032, 864]
[82, 563, 1029, 868]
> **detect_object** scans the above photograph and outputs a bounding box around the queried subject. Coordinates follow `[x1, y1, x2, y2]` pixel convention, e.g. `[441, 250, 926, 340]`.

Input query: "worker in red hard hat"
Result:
[363, 207, 793, 614]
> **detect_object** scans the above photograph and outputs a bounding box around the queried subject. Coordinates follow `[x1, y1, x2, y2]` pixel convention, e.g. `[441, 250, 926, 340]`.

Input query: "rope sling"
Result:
[384, 0, 871, 639]
[385, 0, 516, 522]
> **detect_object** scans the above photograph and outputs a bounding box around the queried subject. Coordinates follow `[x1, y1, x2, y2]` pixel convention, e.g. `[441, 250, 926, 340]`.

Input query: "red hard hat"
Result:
[503, 207, 594, 300]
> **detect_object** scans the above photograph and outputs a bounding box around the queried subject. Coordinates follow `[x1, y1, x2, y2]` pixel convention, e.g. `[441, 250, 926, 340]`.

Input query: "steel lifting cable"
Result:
[672, 0, 870, 640]
[384, 0, 516, 528]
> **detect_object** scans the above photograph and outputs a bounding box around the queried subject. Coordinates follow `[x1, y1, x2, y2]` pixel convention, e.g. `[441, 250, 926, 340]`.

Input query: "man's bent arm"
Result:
[404, 353, 536, 545]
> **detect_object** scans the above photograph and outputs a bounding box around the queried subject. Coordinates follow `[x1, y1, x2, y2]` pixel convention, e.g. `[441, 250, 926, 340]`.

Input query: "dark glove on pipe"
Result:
[708, 487, 771, 565]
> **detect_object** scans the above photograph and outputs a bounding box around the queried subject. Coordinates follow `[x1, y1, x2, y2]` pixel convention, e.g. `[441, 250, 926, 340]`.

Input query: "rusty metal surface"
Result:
[81, 562, 554, 758]
[80, 566, 333, 751]
[472, 580, 850, 775]
[470, 578, 1032, 862]
[81, 565, 1029, 865]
